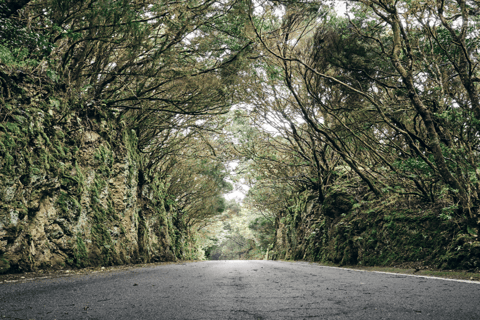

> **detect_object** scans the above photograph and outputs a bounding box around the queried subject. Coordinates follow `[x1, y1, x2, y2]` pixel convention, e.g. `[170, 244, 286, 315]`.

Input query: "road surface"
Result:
[1, 260, 479, 319]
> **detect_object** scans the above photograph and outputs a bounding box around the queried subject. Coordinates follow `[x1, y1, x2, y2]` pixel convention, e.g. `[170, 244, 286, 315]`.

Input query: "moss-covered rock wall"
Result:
[270, 191, 480, 270]
[0, 72, 197, 273]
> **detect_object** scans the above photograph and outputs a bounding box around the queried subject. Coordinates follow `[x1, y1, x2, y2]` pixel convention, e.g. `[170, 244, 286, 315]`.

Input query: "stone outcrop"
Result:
[270, 190, 480, 270]
[0, 95, 195, 273]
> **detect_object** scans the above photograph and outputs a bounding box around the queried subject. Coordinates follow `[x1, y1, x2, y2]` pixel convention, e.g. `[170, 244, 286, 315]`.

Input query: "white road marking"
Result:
[314, 264, 480, 284]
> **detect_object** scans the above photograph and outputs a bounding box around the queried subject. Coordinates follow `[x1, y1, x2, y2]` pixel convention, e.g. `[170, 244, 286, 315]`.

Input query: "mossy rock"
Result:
[339, 245, 357, 266]
[0, 256, 11, 274]
[323, 192, 353, 218]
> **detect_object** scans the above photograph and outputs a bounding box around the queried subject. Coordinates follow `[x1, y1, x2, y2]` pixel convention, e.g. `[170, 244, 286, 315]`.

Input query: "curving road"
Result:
[1, 260, 479, 319]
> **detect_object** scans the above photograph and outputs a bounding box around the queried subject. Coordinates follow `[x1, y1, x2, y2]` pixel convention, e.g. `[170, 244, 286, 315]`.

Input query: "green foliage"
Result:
[249, 216, 275, 250]
[0, 0, 53, 69]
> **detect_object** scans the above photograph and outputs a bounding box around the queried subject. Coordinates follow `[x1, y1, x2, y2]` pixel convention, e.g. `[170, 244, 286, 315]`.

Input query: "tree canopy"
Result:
[236, 0, 480, 225]
[2, 0, 480, 263]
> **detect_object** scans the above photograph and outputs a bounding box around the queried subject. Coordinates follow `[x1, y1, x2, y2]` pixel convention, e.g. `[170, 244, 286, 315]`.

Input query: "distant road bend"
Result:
[1, 260, 479, 319]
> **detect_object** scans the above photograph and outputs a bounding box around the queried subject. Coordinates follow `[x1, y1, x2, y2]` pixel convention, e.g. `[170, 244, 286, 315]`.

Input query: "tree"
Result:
[245, 0, 480, 223]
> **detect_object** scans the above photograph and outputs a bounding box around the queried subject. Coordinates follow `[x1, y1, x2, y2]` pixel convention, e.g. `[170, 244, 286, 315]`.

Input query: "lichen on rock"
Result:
[0, 70, 196, 273]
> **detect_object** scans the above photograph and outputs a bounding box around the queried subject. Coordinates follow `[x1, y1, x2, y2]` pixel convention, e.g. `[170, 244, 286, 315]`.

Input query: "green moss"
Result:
[56, 191, 81, 218]
[61, 161, 86, 194]
[90, 189, 117, 266]
[277, 192, 477, 269]
[0, 256, 11, 274]
[0, 96, 203, 270]
[40, 131, 52, 147]
[74, 234, 89, 268]
[54, 142, 66, 157]
[55, 130, 65, 139]
[2, 152, 14, 172]
[3, 134, 16, 150]
[94, 145, 114, 177]
[3, 123, 20, 135]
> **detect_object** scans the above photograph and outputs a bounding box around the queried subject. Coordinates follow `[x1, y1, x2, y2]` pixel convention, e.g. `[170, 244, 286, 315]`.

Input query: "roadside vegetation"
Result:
[232, 0, 480, 271]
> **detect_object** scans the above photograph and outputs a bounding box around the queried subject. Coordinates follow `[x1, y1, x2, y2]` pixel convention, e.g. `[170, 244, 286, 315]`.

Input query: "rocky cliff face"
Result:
[270, 191, 480, 270]
[0, 77, 195, 273]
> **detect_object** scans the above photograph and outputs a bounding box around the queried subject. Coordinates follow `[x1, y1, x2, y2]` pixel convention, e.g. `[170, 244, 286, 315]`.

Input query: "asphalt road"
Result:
[1, 260, 479, 319]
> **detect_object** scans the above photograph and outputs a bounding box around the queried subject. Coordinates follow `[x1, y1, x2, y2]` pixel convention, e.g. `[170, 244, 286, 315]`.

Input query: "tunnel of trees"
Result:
[1, 0, 480, 270]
